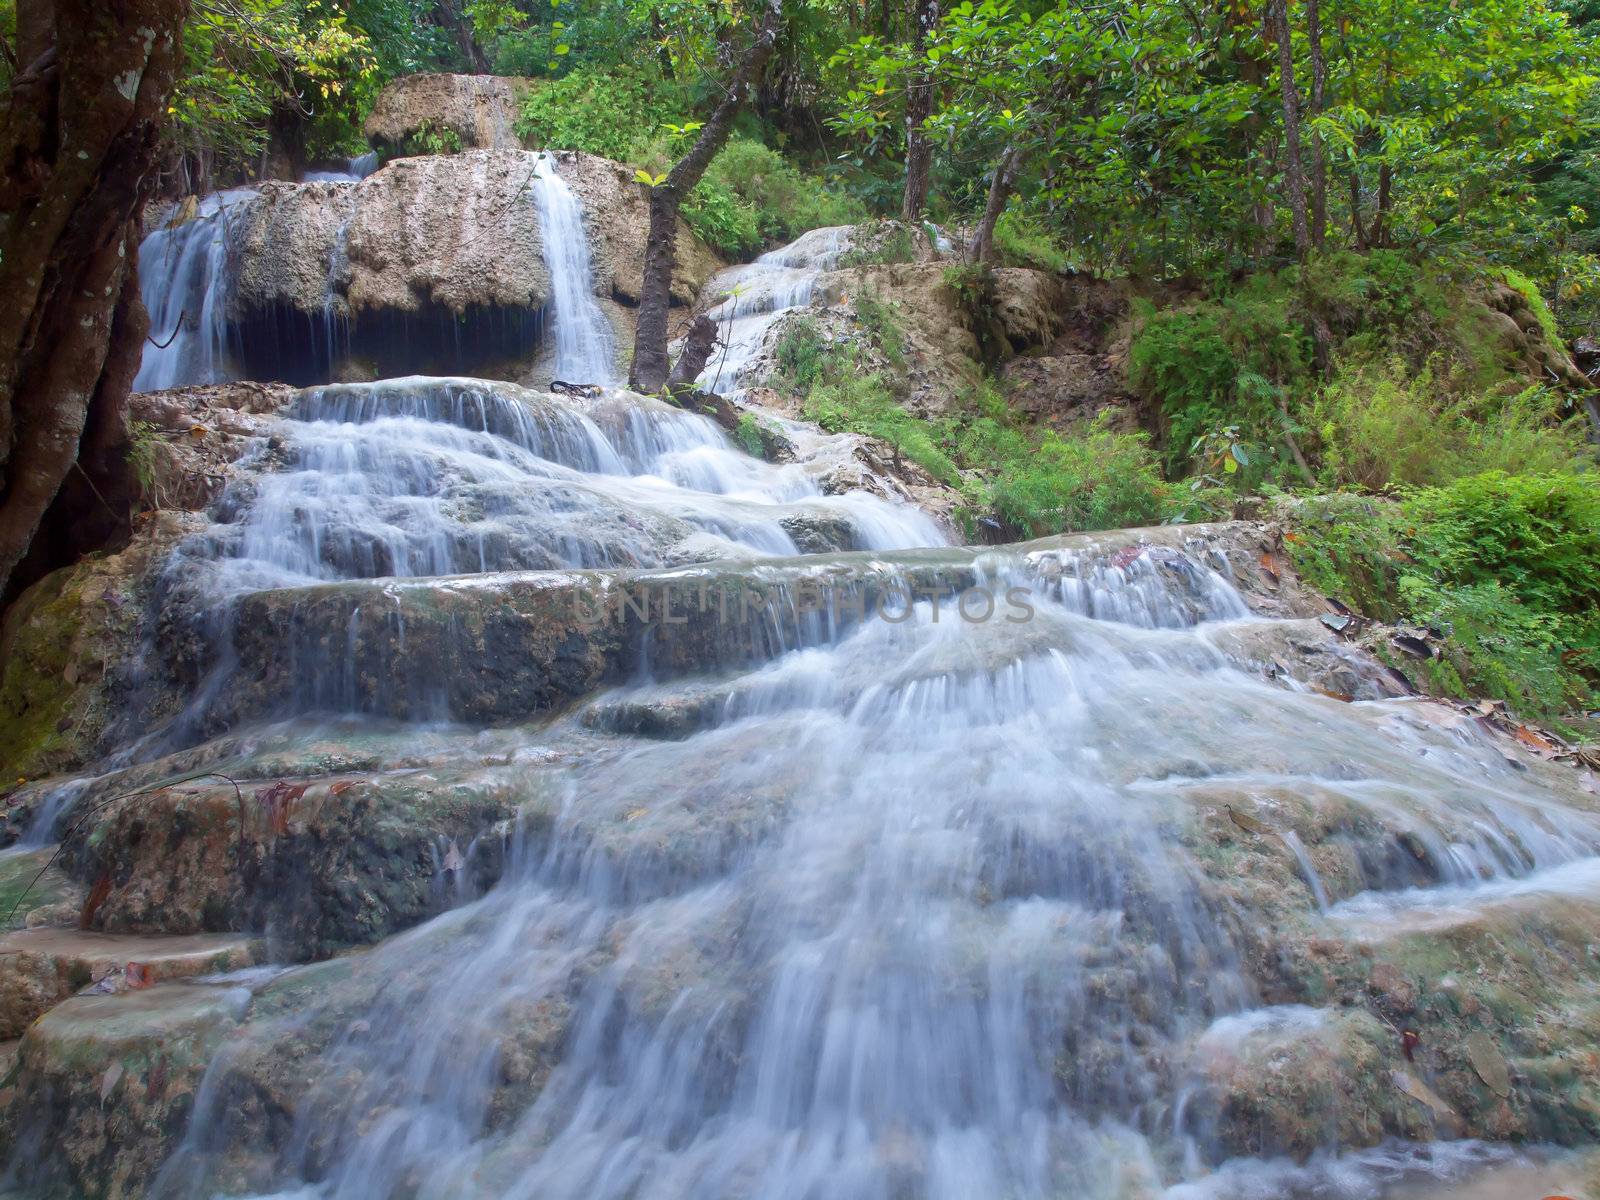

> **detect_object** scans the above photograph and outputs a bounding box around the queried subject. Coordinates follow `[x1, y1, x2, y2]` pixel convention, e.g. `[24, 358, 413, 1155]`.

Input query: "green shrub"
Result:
[772, 317, 832, 392]
[515, 66, 674, 160]
[681, 180, 762, 257]
[852, 290, 906, 369]
[804, 374, 960, 485]
[994, 209, 1070, 273]
[1128, 305, 1240, 466]
[701, 137, 865, 246]
[1285, 470, 1600, 723]
[841, 220, 918, 267]
[987, 416, 1180, 536]
[1309, 360, 1588, 490]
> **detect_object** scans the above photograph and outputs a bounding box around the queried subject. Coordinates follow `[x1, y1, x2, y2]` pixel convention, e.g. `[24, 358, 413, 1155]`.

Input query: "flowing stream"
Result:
[22, 164, 1600, 1200]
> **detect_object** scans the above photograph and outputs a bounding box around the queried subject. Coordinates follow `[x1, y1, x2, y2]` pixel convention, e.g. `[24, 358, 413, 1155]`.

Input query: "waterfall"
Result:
[133, 189, 257, 393]
[532, 153, 619, 385]
[696, 226, 853, 395]
[144, 540, 1600, 1200]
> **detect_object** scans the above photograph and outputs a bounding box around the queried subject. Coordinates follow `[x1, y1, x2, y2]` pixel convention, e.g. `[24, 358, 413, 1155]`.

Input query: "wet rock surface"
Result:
[363, 73, 533, 153]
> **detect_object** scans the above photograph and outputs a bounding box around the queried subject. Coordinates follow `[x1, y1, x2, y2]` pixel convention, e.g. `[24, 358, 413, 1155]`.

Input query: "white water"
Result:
[178, 376, 944, 602]
[532, 154, 619, 384]
[35, 181, 1600, 1200]
[143, 546, 1600, 1200]
[695, 226, 853, 394]
[133, 189, 258, 393]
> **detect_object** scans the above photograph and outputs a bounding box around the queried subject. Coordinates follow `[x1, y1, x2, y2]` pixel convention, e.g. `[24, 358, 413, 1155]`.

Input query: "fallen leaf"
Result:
[1226, 805, 1271, 836]
[329, 780, 357, 796]
[1466, 1030, 1511, 1097]
[99, 1062, 123, 1104]
[80, 872, 112, 930]
[1314, 688, 1355, 703]
[624, 807, 649, 822]
[189, 424, 206, 439]
[1512, 725, 1557, 754]
[1110, 545, 1145, 570]
[1402, 1029, 1420, 1062]
[1391, 1068, 1456, 1120]
[125, 962, 153, 990]
[145, 1055, 167, 1101]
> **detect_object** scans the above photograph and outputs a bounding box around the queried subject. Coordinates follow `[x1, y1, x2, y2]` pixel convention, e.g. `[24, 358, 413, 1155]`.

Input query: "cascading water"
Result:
[134, 189, 258, 393]
[141, 543, 1600, 1200]
[15, 158, 1600, 1200]
[695, 226, 853, 394]
[532, 153, 619, 384]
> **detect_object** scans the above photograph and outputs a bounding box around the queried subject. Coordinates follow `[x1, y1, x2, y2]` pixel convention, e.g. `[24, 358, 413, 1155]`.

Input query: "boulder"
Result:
[0, 384, 296, 782]
[220, 150, 722, 382]
[0, 983, 252, 1199]
[68, 765, 539, 959]
[363, 73, 533, 153]
[0, 929, 259, 1039]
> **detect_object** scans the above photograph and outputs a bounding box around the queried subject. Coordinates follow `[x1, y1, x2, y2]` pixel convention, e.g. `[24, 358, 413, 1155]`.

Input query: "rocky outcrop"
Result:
[217, 150, 722, 381]
[0, 384, 295, 782]
[69, 765, 530, 959]
[363, 73, 533, 153]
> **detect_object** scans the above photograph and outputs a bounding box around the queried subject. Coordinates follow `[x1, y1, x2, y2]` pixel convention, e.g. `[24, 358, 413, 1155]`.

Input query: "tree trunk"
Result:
[1348, 168, 1369, 250]
[1372, 162, 1392, 247]
[967, 143, 1021, 265]
[436, 0, 491, 74]
[667, 313, 720, 392]
[1267, 0, 1312, 256]
[0, 0, 188, 605]
[900, 0, 940, 225]
[1306, 0, 1327, 247]
[630, 0, 784, 394]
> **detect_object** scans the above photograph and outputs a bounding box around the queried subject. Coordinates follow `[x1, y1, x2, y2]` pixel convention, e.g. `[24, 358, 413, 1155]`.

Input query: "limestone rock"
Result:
[0, 983, 252, 1199]
[224, 150, 720, 352]
[363, 72, 533, 153]
[0, 929, 258, 1039]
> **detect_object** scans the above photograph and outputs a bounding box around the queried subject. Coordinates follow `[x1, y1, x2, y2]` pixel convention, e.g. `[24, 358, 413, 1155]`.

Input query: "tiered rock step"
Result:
[0, 926, 260, 1039]
[211, 522, 1322, 729]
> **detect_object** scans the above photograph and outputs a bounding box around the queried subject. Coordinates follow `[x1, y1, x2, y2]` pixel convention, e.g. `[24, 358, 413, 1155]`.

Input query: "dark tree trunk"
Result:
[1306, 0, 1327, 247]
[1372, 162, 1392, 247]
[0, 0, 188, 605]
[436, 0, 491, 73]
[630, 0, 784, 394]
[1267, 0, 1312, 256]
[668, 313, 720, 392]
[967, 143, 1021, 265]
[901, 0, 940, 225]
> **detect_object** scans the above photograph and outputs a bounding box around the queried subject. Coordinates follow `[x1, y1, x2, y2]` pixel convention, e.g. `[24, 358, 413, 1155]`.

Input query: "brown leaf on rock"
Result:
[1466, 1030, 1512, 1097]
[125, 962, 153, 990]
[1391, 1068, 1456, 1120]
[1226, 805, 1271, 836]
[79, 872, 112, 930]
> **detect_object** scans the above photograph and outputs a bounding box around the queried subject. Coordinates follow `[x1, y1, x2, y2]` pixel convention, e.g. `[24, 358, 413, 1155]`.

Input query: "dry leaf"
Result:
[329, 780, 357, 796]
[1391, 1069, 1456, 1119]
[99, 1062, 123, 1104]
[1512, 725, 1556, 754]
[1226, 805, 1271, 836]
[189, 424, 206, 439]
[1465, 1030, 1511, 1097]
[624, 807, 649, 822]
[125, 962, 153, 990]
